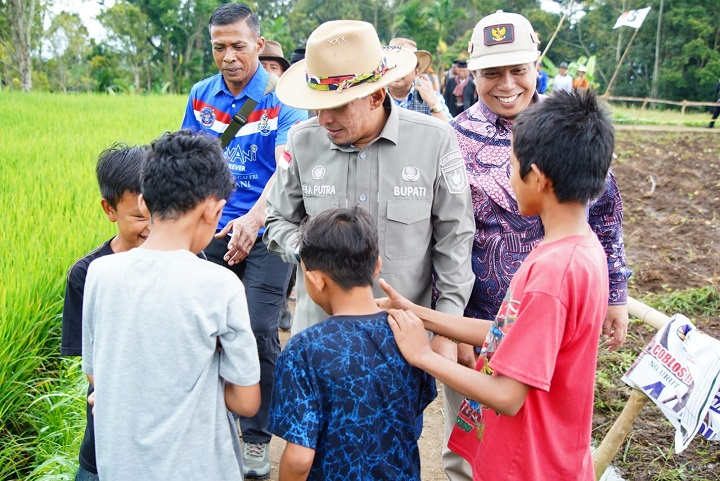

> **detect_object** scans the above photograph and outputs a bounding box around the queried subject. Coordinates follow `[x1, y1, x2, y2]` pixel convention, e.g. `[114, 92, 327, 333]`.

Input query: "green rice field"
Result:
[0, 92, 187, 479]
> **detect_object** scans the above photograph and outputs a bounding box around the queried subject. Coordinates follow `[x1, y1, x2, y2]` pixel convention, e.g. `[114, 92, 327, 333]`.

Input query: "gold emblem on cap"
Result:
[491, 26, 506, 41]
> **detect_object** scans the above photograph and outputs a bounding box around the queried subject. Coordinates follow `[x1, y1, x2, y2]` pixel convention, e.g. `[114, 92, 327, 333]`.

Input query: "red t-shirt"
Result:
[448, 232, 609, 481]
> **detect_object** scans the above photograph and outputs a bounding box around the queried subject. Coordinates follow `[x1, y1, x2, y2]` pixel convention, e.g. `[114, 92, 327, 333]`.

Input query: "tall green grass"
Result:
[609, 104, 715, 128]
[0, 92, 186, 479]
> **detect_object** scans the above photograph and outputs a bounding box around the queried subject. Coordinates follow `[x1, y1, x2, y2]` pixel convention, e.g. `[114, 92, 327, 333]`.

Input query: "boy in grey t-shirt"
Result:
[82, 130, 261, 480]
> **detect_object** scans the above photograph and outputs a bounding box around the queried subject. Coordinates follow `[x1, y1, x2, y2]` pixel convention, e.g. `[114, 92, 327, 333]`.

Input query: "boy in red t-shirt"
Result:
[381, 89, 614, 481]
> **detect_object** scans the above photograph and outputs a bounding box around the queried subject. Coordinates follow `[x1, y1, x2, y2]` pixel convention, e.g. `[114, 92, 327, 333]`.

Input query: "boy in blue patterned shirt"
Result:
[268, 207, 436, 480]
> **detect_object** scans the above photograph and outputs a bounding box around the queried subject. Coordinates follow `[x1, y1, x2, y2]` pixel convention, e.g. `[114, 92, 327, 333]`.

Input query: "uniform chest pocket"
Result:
[304, 196, 339, 217]
[385, 200, 432, 260]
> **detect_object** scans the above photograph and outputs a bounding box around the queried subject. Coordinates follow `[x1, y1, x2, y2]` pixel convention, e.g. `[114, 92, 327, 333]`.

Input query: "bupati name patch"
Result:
[394, 186, 427, 197]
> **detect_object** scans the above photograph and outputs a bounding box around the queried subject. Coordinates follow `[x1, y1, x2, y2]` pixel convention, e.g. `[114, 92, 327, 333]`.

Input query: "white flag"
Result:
[613, 7, 651, 29]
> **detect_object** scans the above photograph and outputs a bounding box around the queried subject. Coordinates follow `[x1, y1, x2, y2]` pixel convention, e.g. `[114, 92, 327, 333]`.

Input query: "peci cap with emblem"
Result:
[276, 20, 417, 110]
[467, 10, 540, 71]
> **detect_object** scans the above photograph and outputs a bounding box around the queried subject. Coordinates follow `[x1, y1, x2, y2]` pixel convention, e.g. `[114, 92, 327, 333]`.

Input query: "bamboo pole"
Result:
[592, 297, 671, 480]
[603, 26, 641, 97]
[538, 0, 574, 65]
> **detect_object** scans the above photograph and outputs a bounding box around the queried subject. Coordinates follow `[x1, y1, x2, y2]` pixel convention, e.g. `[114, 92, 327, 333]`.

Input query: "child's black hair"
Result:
[513, 89, 614, 203]
[141, 130, 234, 220]
[299, 206, 379, 290]
[209, 2, 259, 36]
[95, 143, 147, 209]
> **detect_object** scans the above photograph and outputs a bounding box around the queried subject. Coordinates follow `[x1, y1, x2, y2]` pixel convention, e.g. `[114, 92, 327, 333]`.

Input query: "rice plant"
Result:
[0, 91, 186, 479]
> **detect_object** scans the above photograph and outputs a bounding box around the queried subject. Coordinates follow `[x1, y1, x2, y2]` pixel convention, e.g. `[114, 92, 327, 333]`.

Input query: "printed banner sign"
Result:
[623, 314, 720, 453]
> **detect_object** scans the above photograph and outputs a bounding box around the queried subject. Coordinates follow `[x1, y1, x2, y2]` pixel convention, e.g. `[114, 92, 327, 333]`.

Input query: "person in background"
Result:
[387, 37, 451, 122]
[180, 3, 307, 478]
[443, 59, 476, 117]
[709, 77, 720, 128]
[536, 61, 548, 94]
[443, 10, 630, 480]
[259, 39, 290, 76]
[553, 61, 572, 93]
[573, 65, 589, 90]
[62, 143, 150, 481]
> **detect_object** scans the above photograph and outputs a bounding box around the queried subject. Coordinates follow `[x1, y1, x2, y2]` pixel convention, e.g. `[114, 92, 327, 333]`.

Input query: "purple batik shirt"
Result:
[452, 96, 630, 321]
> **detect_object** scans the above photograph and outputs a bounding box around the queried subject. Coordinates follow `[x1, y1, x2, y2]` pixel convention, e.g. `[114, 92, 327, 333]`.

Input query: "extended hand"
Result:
[377, 278, 414, 311]
[214, 212, 263, 265]
[602, 304, 628, 351]
[387, 309, 432, 367]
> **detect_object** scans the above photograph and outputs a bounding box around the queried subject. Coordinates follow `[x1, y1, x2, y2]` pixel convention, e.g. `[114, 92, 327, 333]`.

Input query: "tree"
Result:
[98, 1, 154, 93]
[44, 11, 93, 92]
[4, 0, 38, 91]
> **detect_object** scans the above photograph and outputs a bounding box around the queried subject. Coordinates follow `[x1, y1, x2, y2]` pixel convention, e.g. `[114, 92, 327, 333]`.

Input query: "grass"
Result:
[0, 91, 186, 479]
[608, 104, 715, 128]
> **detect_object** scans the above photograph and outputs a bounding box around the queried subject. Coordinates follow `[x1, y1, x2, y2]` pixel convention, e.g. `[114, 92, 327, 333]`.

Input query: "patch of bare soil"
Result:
[260, 131, 720, 481]
[594, 131, 720, 481]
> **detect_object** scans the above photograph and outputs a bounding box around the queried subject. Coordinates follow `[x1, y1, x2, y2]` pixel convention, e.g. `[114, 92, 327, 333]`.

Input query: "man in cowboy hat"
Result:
[263, 20, 474, 341]
[443, 10, 630, 480]
[387, 37, 451, 121]
[259, 39, 290, 76]
[180, 3, 306, 478]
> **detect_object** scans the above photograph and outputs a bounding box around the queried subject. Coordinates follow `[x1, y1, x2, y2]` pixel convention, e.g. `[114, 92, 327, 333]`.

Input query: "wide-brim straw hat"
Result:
[389, 37, 432, 74]
[277, 20, 417, 110]
[259, 40, 290, 72]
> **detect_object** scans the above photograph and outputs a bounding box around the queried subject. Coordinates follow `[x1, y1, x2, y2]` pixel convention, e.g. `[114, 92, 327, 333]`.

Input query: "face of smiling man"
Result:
[474, 62, 537, 121]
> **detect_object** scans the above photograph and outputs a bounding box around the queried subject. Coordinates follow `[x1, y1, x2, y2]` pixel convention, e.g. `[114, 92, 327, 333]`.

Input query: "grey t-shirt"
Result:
[82, 248, 259, 480]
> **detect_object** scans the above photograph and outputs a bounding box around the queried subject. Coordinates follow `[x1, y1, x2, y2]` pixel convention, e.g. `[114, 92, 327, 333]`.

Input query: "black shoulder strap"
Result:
[220, 73, 279, 148]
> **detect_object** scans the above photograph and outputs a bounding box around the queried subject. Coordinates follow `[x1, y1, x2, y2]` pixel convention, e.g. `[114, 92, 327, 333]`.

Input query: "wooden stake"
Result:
[592, 297, 671, 479]
[593, 390, 649, 480]
[603, 26, 641, 97]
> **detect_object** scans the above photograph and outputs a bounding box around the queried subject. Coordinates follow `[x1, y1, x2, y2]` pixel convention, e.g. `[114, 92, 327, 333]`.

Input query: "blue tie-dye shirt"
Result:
[269, 312, 436, 480]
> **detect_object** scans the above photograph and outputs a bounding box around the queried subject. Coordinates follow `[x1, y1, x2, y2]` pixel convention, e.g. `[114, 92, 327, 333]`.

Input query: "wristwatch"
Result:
[430, 104, 442, 114]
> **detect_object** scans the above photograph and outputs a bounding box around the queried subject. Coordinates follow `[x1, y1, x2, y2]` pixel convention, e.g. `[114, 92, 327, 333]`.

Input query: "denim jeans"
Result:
[75, 465, 99, 481]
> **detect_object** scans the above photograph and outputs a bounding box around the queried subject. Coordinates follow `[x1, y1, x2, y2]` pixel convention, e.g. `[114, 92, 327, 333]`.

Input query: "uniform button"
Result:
[359, 151, 367, 159]
[359, 193, 367, 202]
[232, 103, 236, 108]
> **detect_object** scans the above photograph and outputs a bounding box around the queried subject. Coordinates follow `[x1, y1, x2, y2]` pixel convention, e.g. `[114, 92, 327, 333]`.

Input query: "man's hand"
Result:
[414, 74, 437, 104]
[214, 211, 264, 266]
[457, 342, 476, 368]
[88, 391, 95, 415]
[430, 335, 458, 363]
[387, 309, 433, 368]
[602, 304, 628, 351]
[376, 278, 414, 311]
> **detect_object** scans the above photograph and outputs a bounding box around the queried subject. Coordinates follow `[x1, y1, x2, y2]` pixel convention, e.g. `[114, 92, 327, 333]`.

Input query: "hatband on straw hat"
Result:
[276, 20, 417, 110]
[259, 40, 290, 72]
[389, 37, 432, 74]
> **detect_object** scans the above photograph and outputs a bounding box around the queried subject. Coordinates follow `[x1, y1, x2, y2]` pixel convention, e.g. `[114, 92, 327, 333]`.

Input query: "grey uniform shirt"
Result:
[264, 100, 475, 333]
